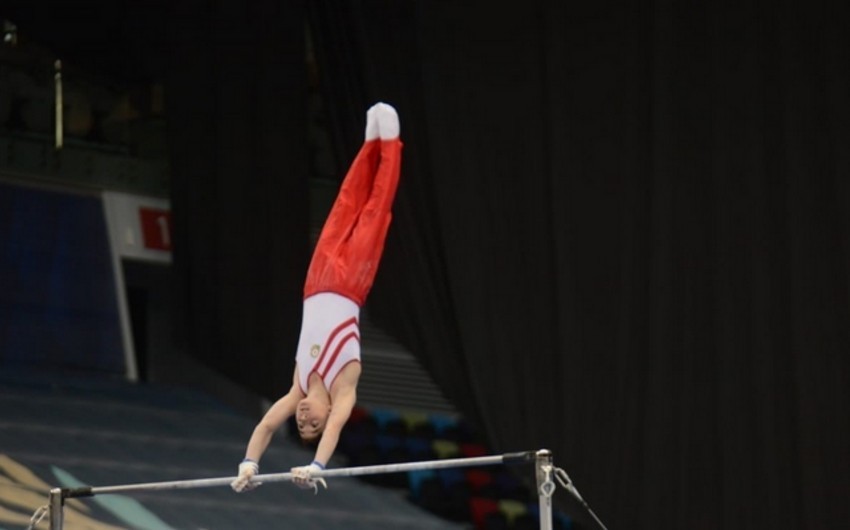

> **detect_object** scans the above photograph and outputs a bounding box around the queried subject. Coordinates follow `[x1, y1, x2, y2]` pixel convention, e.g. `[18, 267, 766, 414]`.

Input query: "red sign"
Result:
[139, 207, 172, 251]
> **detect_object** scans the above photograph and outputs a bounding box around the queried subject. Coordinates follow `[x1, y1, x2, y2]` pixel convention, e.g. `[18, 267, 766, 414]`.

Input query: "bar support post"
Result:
[536, 449, 554, 530]
[48, 487, 64, 530]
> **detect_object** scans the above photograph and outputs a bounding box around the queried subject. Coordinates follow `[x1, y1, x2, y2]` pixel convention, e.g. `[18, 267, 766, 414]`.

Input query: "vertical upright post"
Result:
[49, 488, 64, 530]
[535, 449, 554, 530]
[54, 60, 63, 149]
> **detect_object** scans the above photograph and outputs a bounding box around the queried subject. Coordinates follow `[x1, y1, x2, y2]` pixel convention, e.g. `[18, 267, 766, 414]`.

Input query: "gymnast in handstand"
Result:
[231, 102, 402, 494]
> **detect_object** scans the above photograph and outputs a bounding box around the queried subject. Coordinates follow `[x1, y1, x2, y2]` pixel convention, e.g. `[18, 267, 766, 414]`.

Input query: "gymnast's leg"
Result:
[341, 103, 403, 304]
[303, 107, 384, 298]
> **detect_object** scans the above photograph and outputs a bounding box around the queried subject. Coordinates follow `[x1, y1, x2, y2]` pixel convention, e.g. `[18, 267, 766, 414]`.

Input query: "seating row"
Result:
[325, 405, 575, 529]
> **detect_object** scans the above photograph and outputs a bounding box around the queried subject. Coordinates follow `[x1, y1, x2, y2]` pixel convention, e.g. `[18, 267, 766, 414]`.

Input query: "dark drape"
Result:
[309, 1, 850, 529]
[166, 0, 310, 398]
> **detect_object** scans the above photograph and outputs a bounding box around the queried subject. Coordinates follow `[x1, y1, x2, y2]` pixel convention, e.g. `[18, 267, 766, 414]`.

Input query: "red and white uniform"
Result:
[296, 103, 402, 392]
[295, 292, 361, 394]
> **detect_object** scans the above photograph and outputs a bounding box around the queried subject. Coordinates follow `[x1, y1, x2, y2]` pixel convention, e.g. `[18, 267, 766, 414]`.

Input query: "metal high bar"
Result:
[47, 449, 560, 530]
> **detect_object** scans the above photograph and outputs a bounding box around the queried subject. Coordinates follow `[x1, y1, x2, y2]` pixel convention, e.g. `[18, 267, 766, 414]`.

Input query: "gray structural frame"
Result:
[48, 449, 559, 530]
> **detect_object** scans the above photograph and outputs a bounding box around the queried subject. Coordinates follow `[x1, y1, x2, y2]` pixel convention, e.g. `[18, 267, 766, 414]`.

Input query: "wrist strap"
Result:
[311, 460, 325, 469]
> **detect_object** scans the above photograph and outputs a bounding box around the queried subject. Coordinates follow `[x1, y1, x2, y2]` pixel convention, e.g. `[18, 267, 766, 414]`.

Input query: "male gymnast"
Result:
[231, 102, 402, 494]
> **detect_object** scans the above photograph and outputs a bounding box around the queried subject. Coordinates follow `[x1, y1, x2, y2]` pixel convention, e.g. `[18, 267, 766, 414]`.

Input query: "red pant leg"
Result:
[310, 140, 380, 250]
[341, 138, 403, 302]
[303, 138, 402, 305]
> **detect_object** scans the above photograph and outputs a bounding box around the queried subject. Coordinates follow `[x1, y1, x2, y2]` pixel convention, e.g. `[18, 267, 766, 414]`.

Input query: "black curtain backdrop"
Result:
[168, 1, 850, 528]
[167, 0, 310, 398]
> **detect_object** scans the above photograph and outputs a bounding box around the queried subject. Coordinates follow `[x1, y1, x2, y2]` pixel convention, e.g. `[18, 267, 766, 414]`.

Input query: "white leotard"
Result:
[295, 292, 361, 394]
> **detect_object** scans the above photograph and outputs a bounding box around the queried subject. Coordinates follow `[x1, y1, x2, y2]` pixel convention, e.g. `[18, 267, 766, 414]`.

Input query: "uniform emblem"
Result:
[310, 344, 321, 358]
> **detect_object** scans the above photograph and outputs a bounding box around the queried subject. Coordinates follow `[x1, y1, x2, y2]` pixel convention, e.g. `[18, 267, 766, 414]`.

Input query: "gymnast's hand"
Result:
[291, 462, 328, 494]
[231, 459, 260, 492]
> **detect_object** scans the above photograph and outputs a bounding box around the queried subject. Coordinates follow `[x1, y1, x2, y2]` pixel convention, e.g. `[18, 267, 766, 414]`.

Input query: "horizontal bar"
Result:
[62, 450, 538, 498]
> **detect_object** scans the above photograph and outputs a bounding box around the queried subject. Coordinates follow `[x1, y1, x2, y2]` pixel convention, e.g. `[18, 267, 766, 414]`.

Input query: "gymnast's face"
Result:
[296, 397, 329, 441]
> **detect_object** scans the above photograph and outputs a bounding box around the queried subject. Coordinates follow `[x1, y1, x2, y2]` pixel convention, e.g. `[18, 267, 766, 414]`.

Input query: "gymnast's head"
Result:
[296, 395, 330, 442]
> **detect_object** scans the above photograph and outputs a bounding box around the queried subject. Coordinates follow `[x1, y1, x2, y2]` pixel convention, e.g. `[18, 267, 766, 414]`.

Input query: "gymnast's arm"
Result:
[245, 366, 304, 462]
[232, 366, 303, 492]
[312, 364, 360, 467]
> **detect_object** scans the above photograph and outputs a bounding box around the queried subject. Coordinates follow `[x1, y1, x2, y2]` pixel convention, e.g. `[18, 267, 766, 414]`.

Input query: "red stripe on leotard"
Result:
[319, 331, 360, 379]
[313, 316, 358, 375]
